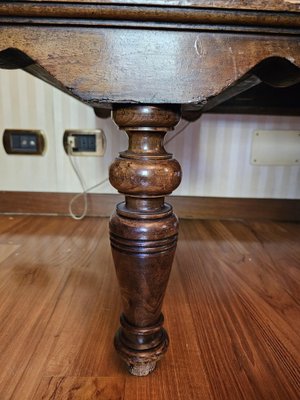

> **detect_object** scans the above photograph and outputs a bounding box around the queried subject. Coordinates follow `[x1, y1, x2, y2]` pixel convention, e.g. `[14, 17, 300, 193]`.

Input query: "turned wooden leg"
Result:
[109, 105, 182, 376]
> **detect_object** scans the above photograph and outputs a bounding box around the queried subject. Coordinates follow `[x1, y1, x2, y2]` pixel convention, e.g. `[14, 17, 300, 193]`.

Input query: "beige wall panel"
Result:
[0, 70, 299, 199]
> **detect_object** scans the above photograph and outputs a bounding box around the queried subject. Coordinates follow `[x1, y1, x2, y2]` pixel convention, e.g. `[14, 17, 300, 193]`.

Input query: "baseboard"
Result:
[0, 191, 299, 221]
[0, 191, 119, 218]
[174, 196, 300, 221]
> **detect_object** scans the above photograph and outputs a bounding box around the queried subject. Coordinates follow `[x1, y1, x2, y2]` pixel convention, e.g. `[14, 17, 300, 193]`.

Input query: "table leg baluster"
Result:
[109, 105, 182, 376]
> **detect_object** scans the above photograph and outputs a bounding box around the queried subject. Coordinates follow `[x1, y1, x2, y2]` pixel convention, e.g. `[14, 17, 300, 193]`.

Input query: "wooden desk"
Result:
[1, 0, 299, 376]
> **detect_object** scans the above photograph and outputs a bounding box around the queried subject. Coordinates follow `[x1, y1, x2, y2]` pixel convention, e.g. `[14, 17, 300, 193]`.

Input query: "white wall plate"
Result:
[251, 130, 300, 165]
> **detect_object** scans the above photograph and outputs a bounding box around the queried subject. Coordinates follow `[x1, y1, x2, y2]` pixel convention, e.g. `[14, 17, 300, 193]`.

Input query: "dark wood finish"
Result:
[0, 215, 299, 398]
[0, 191, 120, 217]
[24, 1, 300, 13]
[208, 82, 300, 116]
[1, 191, 300, 222]
[0, 28, 299, 110]
[0, 0, 299, 378]
[1, 2, 300, 119]
[171, 196, 300, 221]
[109, 106, 182, 375]
[1, 3, 300, 30]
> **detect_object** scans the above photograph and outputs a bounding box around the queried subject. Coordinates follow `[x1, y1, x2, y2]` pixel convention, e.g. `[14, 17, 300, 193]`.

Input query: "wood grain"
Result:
[0, 243, 20, 264]
[0, 1, 299, 395]
[32, 377, 124, 400]
[0, 215, 299, 399]
[15, 0, 300, 13]
[1, 1, 299, 117]
[1, 27, 299, 107]
[1, 3, 299, 29]
[0, 191, 299, 221]
[109, 106, 182, 375]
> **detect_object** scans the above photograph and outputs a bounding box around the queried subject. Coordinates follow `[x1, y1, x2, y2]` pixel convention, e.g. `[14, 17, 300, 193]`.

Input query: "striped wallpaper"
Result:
[0, 69, 299, 199]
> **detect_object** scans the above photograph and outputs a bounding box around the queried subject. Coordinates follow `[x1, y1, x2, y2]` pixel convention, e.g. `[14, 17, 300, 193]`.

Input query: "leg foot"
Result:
[114, 313, 169, 375]
[128, 362, 157, 377]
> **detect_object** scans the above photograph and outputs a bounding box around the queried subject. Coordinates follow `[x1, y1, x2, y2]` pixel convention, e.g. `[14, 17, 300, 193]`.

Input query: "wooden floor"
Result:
[0, 215, 299, 400]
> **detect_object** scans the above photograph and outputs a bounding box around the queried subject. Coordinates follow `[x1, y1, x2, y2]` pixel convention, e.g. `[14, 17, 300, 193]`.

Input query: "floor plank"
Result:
[0, 216, 299, 400]
[32, 377, 124, 400]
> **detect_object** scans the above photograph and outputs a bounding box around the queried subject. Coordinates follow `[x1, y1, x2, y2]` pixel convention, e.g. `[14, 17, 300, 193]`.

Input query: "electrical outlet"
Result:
[63, 129, 106, 156]
[3, 129, 46, 155]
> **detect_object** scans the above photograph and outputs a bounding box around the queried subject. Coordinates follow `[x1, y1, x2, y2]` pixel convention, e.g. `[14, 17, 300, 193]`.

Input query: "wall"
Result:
[0, 69, 299, 198]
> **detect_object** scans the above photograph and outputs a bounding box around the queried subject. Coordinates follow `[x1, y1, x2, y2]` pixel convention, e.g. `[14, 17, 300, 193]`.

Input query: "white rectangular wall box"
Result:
[251, 130, 300, 165]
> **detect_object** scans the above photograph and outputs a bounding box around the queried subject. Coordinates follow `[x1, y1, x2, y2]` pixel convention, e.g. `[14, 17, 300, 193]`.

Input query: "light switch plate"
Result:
[3, 129, 46, 155]
[251, 130, 300, 165]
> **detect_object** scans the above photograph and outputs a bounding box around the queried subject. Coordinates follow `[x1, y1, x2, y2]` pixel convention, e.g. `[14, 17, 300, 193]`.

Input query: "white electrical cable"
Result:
[165, 121, 190, 145]
[68, 177, 109, 220]
[67, 142, 108, 220]
[67, 121, 191, 220]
